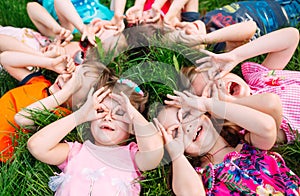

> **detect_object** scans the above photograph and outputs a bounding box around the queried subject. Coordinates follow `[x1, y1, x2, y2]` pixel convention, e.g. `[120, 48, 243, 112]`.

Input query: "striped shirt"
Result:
[242, 62, 300, 143]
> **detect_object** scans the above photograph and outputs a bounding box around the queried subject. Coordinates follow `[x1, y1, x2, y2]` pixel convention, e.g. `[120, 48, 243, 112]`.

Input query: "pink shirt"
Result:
[50, 141, 141, 196]
[242, 62, 300, 143]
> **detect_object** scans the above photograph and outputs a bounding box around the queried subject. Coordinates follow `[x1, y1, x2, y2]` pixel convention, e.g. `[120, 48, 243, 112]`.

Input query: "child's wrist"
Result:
[135, 0, 146, 7]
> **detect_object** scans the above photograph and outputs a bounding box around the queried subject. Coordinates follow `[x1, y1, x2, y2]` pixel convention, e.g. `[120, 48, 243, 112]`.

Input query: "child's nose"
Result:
[103, 110, 113, 121]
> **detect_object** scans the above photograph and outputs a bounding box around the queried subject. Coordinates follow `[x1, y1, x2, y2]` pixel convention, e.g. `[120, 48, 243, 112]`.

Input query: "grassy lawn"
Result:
[0, 0, 299, 195]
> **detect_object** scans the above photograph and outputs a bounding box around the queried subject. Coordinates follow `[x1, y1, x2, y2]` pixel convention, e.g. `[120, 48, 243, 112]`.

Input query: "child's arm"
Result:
[167, 90, 279, 150]
[105, 0, 127, 34]
[163, 0, 190, 27]
[27, 2, 73, 45]
[213, 85, 284, 143]
[155, 120, 205, 195]
[110, 92, 164, 171]
[14, 67, 79, 127]
[27, 88, 101, 165]
[54, 0, 96, 45]
[203, 21, 257, 51]
[0, 34, 42, 55]
[197, 27, 299, 79]
[0, 51, 74, 81]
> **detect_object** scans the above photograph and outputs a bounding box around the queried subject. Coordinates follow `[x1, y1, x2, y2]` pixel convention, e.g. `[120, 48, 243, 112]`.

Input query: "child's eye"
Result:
[115, 109, 125, 116]
[97, 108, 104, 113]
[182, 111, 191, 119]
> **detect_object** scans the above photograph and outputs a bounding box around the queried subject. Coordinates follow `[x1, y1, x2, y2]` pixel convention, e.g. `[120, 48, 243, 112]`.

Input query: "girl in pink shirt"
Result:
[27, 70, 163, 195]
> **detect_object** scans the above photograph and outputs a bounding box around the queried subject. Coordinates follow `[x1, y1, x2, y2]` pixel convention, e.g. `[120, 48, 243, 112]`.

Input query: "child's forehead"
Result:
[102, 96, 119, 108]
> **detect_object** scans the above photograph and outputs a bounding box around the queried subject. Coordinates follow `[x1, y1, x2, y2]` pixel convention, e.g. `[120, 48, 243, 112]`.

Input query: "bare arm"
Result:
[54, 0, 95, 45]
[0, 34, 42, 55]
[230, 93, 285, 143]
[156, 119, 205, 195]
[27, 88, 96, 165]
[134, 121, 164, 171]
[226, 27, 299, 70]
[110, 92, 164, 171]
[205, 21, 257, 51]
[171, 155, 204, 195]
[0, 51, 74, 81]
[15, 69, 80, 127]
[204, 96, 278, 150]
[27, 2, 60, 37]
[196, 27, 299, 79]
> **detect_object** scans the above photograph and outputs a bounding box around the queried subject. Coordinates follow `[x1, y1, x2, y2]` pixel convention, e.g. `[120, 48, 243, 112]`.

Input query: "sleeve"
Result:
[58, 141, 83, 170]
[128, 142, 142, 176]
[241, 62, 269, 85]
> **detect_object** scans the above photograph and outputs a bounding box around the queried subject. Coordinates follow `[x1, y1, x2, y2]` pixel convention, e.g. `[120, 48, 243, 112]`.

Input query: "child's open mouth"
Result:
[227, 82, 240, 95]
[100, 125, 115, 131]
[193, 126, 203, 142]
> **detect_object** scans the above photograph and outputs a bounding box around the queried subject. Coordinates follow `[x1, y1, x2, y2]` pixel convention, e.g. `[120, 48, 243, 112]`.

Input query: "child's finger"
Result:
[94, 87, 110, 102]
[153, 118, 169, 141]
[202, 81, 213, 98]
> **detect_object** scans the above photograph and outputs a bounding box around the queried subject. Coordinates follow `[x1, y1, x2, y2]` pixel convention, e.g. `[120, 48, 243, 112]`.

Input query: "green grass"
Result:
[0, 0, 299, 195]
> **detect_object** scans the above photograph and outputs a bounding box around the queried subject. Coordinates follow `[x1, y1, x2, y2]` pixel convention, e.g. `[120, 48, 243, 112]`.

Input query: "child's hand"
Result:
[80, 24, 97, 46]
[76, 87, 110, 123]
[54, 27, 73, 47]
[196, 50, 238, 80]
[109, 92, 135, 124]
[163, 15, 182, 30]
[104, 15, 126, 35]
[51, 55, 75, 74]
[126, 6, 144, 24]
[154, 118, 185, 161]
[165, 90, 209, 114]
[143, 6, 161, 24]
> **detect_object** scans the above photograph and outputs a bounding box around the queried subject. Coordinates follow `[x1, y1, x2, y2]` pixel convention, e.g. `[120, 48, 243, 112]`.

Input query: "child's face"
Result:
[192, 72, 251, 98]
[181, 20, 206, 35]
[158, 106, 219, 157]
[91, 96, 130, 146]
[181, 112, 219, 157]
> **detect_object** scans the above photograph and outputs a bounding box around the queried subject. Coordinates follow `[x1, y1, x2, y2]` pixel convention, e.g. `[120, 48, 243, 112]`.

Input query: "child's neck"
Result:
[206, 137, 235, 165]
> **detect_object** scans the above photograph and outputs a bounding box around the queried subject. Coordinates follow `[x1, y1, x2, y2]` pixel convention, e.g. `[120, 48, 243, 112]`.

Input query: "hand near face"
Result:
[126, 6, 144, 24]
[143, 6, 161, 24]
[202, 80, 237, 102]
[154, 118, 185, 160]
[196, 49, 239, 80]
[75, 87, 109, 123]
[51, 55, 76, 74]
[80, 24, 97, 46]
[54, 27, 73, 47]
[109, 92, 135, 124]
[165, 90, 209, 116]
[103, 16, 126, 35]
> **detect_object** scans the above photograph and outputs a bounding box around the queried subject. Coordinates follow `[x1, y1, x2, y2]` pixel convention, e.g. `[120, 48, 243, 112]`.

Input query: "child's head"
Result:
[87, 74, 148, 146]
[98, 28, 128, 55]
[162, 20, 206, 49]
[157, 104, 242, 157]
[181, 66, 251, 98]
[158, 105, 220, 157]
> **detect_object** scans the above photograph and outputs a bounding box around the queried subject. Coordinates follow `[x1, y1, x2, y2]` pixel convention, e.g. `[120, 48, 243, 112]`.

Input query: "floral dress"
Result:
[195, 143, 300, 196]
